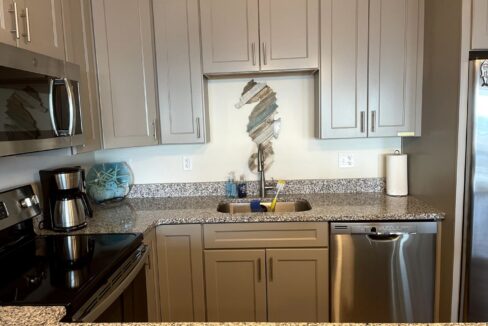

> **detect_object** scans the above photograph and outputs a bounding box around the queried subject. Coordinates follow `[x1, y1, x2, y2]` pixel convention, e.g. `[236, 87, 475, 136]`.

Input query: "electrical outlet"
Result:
[338, 153, 355, 168]
[183, 157, 192, 171]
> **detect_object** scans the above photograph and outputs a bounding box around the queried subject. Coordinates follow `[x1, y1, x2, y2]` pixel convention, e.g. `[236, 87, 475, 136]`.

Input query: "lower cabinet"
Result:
[204, 248, 329, 322]
[266, 248, 329, 322]
[205, 250, 267, 322]
[143, 229, 162, 322]
[156, 225, 206, 322]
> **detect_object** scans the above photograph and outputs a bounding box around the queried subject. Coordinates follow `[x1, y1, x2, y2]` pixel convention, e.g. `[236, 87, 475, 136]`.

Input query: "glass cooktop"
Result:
[0, 233, 142, 314]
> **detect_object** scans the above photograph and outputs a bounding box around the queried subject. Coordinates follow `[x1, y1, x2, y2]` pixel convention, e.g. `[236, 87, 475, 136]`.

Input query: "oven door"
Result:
[72, 245, 149, 323]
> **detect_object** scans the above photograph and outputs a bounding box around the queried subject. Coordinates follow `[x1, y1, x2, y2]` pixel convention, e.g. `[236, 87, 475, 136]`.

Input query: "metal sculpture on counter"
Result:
[235, 80, 281, 173]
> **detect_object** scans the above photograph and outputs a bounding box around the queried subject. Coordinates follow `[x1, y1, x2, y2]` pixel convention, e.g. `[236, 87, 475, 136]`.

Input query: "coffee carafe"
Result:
[40, 167, 93, 231]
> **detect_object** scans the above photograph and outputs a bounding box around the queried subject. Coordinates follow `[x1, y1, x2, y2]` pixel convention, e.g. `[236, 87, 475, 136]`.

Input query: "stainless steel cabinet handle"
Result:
[152, 120, 157, 141]
[257, 258, 261, 282]
[21, 7, 31, 42]
[196, 117, 201, 138]
[360, 111, 365, 133]
[64, 78, 75, 136]
[251, 43, 256, 66]
[8, 2, 20, 39]
[371, 111, 376, 133]
[262, 42, 267, 65]
[269, 257, 273, 281]
[48, 79, 60, 136]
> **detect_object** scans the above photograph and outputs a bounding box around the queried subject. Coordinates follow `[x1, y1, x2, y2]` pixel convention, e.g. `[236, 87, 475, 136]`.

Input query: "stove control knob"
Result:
[19, 195, 38, 208]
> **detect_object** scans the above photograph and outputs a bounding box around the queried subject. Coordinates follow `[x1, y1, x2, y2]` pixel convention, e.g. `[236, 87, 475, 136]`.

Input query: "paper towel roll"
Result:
[386, 152, 408, 196]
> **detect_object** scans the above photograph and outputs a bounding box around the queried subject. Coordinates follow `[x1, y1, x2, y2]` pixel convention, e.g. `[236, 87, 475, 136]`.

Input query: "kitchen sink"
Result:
[217, 199, 312, 214]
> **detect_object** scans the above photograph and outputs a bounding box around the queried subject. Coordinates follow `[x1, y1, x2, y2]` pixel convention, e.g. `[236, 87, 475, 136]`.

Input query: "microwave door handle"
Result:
[64, 78, 75, 136]
[48, 78, 60, 136]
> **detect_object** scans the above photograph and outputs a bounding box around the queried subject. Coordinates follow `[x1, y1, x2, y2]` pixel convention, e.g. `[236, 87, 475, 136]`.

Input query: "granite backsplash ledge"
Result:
[128, 178, 385, 198]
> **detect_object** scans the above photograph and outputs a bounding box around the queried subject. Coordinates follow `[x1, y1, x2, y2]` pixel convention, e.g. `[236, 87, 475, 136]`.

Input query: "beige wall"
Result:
[0, 149, 95, 190]
[96, 75, 401, 183]
[403, 0, 463, 321]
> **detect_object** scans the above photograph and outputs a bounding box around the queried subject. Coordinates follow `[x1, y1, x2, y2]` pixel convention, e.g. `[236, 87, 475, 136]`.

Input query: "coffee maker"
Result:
[39, 167, 93, 231]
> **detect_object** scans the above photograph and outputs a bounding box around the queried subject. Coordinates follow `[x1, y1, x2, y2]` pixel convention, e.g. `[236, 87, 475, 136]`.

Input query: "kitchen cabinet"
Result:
[18, 0, 65, 60]
[156, 225, 206, 322]
[62, 0, 102, 153]
[368, 0, 424, 137]
[0, 0, 17, 46]
[0, 0, 64, 59]
[317, 0, 424, 139]
[204, 248, 329, 322]
[153, 0, 208, 144]
[205, 250, 267, 322]
[92, 0, 159, 149]
[266, 248, 328, 322]
[143, 229, 162, 322]
[258, 0, 319, 71]
[472, 0, 488, 49]
[203, 222, 329, 322]
[200, 0, 318, 74]
[317, 0, 368, 139]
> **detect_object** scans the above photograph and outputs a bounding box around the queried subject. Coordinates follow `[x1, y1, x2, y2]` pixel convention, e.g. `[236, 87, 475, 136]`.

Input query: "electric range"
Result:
[0, 185, 145, 322]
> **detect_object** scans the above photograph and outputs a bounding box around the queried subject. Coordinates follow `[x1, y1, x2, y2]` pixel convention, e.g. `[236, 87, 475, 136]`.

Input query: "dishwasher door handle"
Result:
[367, 234, 401, 241]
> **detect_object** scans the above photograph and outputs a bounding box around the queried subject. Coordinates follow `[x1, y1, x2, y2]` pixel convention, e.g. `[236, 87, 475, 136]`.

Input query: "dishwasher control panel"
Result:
[331, 222, 437, 235]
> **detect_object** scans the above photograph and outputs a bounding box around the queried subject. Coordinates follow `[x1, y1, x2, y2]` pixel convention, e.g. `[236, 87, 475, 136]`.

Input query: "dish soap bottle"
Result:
[237, 174, 247, 198]
[226, 172, 237, 198]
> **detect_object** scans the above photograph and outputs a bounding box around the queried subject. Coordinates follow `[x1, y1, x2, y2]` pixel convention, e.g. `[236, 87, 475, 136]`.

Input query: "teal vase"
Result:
[86, 162, 134, 203]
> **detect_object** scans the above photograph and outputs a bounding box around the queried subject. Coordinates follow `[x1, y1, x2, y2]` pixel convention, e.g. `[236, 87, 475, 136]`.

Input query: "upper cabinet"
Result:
[368, 0, 424, 138]
[472, 0, 488, 49]
[200, 0, 319, 74]
[92, 0, 159, 149]
[317, 0, 424, 139]
[62, 0, 102, 153]
[0, 0, 17, 46]
[258, 0, 319, 71]
[18, 0, 65, 60]
[0, 0, 64, 59]
[200, 0, 259, 74]
[153, 0, 209, 144]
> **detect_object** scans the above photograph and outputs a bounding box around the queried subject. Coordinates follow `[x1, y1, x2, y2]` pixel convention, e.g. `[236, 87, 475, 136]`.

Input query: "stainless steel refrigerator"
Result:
[462, 52, 488, 322]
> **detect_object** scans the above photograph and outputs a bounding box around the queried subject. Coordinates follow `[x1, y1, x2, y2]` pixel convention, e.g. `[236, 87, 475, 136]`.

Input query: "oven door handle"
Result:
[48, 78, 60, 136]
[76, 245, 149, 322]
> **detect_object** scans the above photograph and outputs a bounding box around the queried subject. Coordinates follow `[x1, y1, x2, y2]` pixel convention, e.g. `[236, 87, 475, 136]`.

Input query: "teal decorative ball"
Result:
[86, 162, 134, 203]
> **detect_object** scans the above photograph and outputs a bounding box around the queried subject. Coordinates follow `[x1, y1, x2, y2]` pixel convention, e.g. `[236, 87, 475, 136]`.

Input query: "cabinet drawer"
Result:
[203, 222, 328, 249]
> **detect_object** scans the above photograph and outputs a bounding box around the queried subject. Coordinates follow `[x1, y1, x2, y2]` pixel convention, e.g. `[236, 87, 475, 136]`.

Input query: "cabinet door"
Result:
[156, 225, 206, 322]
[92, 0, 159, 149]
[143, 229, 162, 322]
[317, 0, 368, 139]
[18, 0, 65, 60]
[153, 0, 208, 144]
[205, 250, 267, 322]
[472, 0, 488, 49]
[200, 0, 259, 74]
[0, 0, 18, 46]
[266, 248, 329, 322]
[259, 0, 319, 71]
[368, 0, 424, 137]
[62, 0, 102, 153]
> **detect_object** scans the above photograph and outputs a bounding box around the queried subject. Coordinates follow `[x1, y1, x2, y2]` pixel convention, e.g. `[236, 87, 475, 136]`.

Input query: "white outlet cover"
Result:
[183, 157, 193, 171]
[338, 153, 355, 168]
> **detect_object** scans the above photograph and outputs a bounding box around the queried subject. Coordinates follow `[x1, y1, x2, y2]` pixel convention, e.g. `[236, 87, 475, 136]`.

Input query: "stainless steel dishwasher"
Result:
[330, 222, 437, 323]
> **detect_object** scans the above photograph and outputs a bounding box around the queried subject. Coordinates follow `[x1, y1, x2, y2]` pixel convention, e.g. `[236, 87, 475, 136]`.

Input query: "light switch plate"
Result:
[183, 157, 192, 171]
[338, 153, 355, 168]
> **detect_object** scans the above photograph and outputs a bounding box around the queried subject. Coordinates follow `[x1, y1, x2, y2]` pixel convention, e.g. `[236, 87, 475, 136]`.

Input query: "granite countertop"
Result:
[0, 305, 484, 326]
[19, 193, 445, 324]
[38, 192, 444, 235]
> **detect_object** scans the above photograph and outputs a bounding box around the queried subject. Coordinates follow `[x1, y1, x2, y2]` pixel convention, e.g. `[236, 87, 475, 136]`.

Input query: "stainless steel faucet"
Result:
[257, 144, 274, 197]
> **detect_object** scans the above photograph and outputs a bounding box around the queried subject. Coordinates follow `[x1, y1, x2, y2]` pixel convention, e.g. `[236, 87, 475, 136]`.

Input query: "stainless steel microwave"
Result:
[0, 43, 84, 157]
